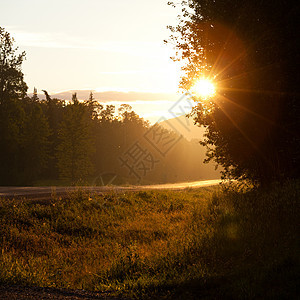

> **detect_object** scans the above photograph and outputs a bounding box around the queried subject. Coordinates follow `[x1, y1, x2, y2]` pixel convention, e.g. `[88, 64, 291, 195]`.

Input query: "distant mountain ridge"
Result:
[28, 90, 178, 102]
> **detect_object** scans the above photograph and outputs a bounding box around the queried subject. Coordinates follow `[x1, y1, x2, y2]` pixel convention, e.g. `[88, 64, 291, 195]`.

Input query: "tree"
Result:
[41, 90, 65, 179]
[100, 104, 115, 121]
[56, 93, 94, 182]
[20, 98, 50, 182]
[87, 91, 103, 119]
[167, 0, 300, 185]
[0, 27, 27, 103]
[0, 27, 28, 184]
[31, 87, 39, 102]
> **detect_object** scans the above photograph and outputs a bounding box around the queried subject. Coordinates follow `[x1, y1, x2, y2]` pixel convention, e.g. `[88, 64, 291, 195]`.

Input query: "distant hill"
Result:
[28, 90, 178, 102]
[159, 114, 206, 141]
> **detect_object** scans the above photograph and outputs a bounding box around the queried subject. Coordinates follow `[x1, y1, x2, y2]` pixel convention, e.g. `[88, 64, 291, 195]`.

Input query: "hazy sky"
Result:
[1, 0, 182, 93]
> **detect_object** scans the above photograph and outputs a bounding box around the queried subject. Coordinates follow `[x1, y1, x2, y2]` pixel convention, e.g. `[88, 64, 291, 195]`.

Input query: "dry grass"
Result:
[0, 182, 299, 298]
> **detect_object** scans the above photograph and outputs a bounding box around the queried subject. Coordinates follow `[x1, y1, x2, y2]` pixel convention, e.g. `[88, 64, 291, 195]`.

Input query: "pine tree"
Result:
[20, 99, 50, 183]
[56, 94, 94, 182]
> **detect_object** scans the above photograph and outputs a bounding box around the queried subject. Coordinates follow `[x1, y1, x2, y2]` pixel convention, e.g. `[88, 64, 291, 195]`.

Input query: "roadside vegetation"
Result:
[0, 181, 298, 299]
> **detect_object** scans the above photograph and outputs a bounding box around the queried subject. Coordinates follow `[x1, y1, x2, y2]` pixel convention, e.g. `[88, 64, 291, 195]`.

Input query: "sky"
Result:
[1, 0, 187, 122]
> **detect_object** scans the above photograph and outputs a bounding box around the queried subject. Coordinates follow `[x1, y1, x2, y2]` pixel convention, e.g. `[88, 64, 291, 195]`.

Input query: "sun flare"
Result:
[192, 78, 216, 99]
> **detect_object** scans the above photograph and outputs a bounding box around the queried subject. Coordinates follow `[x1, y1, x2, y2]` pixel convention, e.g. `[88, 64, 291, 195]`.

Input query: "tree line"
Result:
[0, 27, 218, 185]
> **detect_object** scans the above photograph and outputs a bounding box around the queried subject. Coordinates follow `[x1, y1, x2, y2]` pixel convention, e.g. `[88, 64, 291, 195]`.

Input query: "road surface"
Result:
[0, 179, 221, 199]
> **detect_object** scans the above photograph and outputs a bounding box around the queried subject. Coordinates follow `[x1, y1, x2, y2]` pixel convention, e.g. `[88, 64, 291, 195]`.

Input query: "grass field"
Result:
[0, 181, 299, 299]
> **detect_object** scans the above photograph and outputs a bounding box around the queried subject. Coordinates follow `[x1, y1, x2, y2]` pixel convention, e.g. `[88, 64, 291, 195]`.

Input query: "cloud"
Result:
[8, 30, 77, 49]
[99, 70, 159, 75]
[8, 28, 168, 58]
[98, 68, 171, 75]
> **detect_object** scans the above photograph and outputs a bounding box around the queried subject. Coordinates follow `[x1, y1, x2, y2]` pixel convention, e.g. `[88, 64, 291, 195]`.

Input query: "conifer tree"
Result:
[56, 93, 94, 182]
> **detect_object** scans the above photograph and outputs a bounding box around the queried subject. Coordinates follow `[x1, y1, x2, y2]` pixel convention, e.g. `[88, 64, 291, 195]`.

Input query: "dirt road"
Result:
[0, 179, 221, 199]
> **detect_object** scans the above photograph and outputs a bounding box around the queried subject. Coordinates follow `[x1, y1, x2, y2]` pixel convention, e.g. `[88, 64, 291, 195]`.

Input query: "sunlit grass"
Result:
[0, 182, 299, 298]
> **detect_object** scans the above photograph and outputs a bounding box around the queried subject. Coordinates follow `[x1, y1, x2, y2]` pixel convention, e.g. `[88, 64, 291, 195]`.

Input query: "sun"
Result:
[192, 78, 216, 99]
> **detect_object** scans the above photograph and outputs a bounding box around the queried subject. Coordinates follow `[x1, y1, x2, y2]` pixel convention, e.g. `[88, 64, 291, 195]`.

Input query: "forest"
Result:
[0, 89, 219, 186]
[0, 26, 218, 186]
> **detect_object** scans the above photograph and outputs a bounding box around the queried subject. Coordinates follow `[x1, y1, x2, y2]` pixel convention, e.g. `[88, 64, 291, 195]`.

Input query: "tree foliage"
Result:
[0, 27, 28, 183]
[20, 97, 50, 181]
[56, 93, 95, 181]
[167, 0, 300, 185]
[0, 27, 27, 103]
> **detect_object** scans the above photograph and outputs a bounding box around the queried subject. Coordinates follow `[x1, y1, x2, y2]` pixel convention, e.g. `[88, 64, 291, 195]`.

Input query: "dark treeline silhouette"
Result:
[0, 89, 218, 185]
[167, 0, 300, 186]
[0, 27, 218, 186]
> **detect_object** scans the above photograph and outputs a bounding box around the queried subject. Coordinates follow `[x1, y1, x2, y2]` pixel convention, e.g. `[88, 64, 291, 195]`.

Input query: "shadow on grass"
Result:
[136, 257, 299, 299]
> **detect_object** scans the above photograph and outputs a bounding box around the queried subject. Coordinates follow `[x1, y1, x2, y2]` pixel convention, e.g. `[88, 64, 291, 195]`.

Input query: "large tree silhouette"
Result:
[167, 0, 300, 185]
[0, 27, 28, 184]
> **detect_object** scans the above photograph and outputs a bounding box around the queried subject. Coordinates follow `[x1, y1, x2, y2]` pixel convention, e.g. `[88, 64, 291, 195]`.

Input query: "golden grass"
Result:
[0, 182, 299, 298]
